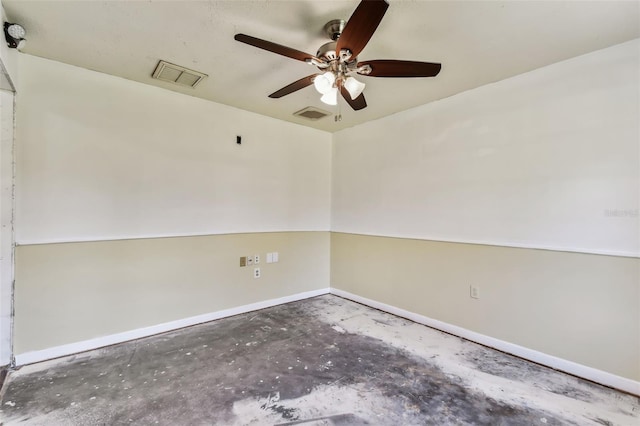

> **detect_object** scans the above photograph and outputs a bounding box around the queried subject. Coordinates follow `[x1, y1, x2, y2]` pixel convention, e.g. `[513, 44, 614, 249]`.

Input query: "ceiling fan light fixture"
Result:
[320, 87, 338, 105]
[344, 76, 366, 100]
[234, 0, 442, 115]
[313, 71, 336, 95]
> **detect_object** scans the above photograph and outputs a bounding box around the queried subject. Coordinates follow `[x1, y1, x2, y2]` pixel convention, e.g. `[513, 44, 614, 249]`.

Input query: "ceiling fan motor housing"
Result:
[316, 41, 359, 77]
[317, 41, 339, 61]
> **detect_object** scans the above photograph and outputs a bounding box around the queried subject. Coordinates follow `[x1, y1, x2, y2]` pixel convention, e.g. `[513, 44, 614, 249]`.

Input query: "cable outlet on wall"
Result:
[254, 267, 261, 279]
[470, 285, 480, 299]
[247, 256, 254, 266]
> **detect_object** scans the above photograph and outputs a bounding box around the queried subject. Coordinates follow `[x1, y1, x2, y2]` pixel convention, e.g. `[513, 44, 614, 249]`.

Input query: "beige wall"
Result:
[331, 232, 640, 381]
[15, 232, 329, 354]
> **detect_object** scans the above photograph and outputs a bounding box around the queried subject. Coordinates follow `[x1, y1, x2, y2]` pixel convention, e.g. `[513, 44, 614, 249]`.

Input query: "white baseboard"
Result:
[14, 288, 331, 367]
[330, 288, 640, 396]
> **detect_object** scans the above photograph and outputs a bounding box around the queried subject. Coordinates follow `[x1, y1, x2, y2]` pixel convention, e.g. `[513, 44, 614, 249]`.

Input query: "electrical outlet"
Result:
[254, 254, 260, 264]
[254, 268, 261, 279]
[247, 256, 254, 266]
[239, 256, 247, 267]
[470, 285, 480, 299]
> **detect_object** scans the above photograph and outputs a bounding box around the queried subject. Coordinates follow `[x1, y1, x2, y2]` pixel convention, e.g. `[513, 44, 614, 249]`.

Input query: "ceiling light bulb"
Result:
[344, 76, 366, 100]
[320, 87, 338, 105]
[313, 71, 335, 95]
[313, 75, 328, 94]
[7, 24, 25, 40]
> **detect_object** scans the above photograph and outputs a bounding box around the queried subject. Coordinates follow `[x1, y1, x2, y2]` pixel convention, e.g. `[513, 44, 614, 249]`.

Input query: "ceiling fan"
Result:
[234, 0, 441, 112]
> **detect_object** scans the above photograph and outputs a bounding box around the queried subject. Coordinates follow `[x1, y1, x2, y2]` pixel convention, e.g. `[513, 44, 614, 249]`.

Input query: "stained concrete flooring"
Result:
[0, 295, 638, 425]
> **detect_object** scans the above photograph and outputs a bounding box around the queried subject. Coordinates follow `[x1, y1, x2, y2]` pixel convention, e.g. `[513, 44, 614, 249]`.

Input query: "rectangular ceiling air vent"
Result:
[152, 60, 207, 88]
[293, 106, 332, 121]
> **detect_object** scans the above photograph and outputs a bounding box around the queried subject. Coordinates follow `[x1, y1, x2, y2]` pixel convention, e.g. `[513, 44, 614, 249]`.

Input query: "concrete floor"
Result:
[0, 295, 637, 425]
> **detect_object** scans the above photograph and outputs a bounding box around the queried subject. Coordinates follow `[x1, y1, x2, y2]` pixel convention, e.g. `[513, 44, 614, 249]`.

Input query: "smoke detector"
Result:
[152, 60, 207, 88]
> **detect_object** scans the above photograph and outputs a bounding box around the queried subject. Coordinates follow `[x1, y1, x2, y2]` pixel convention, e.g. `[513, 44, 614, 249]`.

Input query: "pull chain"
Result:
[335, 84, 343, 122]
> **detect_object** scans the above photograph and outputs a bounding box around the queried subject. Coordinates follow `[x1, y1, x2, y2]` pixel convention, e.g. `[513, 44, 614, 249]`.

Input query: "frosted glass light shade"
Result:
[320, 87, 338, 105]
[344, 76, 366, 100]
[313, 72, 336, 95]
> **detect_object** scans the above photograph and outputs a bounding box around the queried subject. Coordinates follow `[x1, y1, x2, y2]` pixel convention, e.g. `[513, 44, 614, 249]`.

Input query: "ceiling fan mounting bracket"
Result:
[323, 19, 346, 41]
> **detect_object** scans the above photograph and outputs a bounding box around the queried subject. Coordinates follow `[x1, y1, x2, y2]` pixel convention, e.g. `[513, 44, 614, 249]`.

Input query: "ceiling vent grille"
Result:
[293, 106, 332, 121]
[152, 60, 207, 88]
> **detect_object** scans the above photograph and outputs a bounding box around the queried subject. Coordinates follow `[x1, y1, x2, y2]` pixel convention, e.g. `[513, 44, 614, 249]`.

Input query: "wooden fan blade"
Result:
[336, 0, 389, 59]
[235, 33, 318, 63]
[358, 60, 442, 77]
[340, 85, 367, 111]
[269, 74, 318, 98]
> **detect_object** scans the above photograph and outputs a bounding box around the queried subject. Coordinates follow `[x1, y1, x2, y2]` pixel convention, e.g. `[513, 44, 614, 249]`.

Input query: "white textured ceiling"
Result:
[3, 0, 639, 132]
